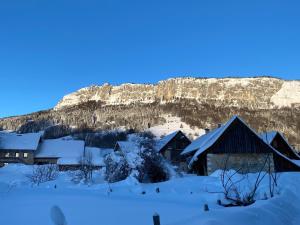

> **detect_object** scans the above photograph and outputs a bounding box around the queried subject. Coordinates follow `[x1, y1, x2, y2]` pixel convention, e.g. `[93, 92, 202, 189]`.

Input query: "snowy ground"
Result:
[0, 164, 300, 225]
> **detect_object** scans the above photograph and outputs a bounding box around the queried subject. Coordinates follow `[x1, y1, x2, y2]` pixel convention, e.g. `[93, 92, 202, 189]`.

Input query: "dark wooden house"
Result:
[156, 131, 191, 170]
[181, 116, 300, 175]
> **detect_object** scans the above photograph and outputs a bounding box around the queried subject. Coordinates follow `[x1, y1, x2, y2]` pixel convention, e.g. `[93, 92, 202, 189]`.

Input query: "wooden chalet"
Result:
[156, 130, 191, 170]
[181, 116, 300, 175]
[0, 132, 42, 165]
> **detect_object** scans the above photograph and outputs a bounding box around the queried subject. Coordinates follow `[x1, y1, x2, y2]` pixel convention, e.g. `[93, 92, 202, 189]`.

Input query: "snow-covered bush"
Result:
[104, 154, 131, 183]
[27, 164, 58, 185]
[137, 133, 170, 183]
[104, 133, 170, 183]
[138, 148, 169, 183]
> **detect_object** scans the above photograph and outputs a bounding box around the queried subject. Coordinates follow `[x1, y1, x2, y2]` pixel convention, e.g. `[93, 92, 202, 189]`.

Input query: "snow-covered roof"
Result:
[183, 115, 300, 170]
[259, 131, 278, 144]
[155, 130, 181, 152]
[0, 132, 42, 151]
[291, 160, 300, 167]
[260, 131, 300, 160]
[35, 139, 85, 165]
[84, 147, 113, 166]
[181, 116, 237, 156]
[185, 116, 240, 166]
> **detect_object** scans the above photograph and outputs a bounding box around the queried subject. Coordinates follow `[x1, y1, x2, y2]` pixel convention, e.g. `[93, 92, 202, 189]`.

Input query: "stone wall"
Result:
[207, 153, 274, 175]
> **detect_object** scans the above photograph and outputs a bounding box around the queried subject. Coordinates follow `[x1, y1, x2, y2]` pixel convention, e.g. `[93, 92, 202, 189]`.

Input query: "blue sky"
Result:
[0, 0, 300, 117]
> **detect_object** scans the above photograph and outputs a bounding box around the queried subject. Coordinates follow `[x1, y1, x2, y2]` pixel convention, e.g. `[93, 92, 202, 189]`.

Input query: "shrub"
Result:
[27, 164, 58, 185]
[138, 148, 169, 183]
[104, 154, 131, 183]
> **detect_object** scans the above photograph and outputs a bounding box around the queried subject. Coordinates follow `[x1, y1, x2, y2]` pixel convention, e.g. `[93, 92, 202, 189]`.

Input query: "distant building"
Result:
[0, 132, 42, 165]
[181, 116, 300, 175]
[0, 131, 115, 171]
[34, 139, 85, 170]
[156, 130, 191, 170]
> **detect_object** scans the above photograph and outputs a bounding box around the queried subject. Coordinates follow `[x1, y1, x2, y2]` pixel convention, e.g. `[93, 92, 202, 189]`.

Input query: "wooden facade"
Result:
[0, 150, 35, 165]
[268, 132, 300, 160]
[188, 117, 300, 175]
[158, 131, 191, 165]
[0, 132, 42, 165]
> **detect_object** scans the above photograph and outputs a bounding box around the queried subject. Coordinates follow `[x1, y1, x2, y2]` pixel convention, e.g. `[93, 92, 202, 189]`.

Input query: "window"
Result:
[15, 153, 20, 158]
[23, 153, 28, 158]
[5, 153, 10, 158]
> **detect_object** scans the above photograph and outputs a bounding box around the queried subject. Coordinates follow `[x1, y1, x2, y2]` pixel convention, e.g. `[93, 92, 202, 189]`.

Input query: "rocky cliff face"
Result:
[55, 77, 300, 110]
[1, 77, 300, 148]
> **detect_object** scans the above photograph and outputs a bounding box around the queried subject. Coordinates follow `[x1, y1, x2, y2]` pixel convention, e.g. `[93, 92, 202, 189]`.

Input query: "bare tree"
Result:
[219, 154, 278, 206]
[81, 151, 94, 182]
[267, 155, 280, 198]
[27, 164, 58, 185]
[72, 151, 94, 184]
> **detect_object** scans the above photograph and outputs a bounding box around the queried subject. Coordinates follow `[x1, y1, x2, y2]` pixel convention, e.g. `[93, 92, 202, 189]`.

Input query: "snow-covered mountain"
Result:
[0, 76, 300, 149]
[55, 77, 300, 110]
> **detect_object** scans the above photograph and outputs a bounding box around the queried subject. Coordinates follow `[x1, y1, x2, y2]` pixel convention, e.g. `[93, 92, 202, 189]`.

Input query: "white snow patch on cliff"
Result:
[271, 81, 300, 107]
[148, 115, 204, 140]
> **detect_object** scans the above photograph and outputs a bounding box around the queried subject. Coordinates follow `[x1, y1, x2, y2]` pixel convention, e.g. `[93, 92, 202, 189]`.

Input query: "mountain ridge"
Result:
[55, 76, 300, 110]
[0, 76, 299, 149]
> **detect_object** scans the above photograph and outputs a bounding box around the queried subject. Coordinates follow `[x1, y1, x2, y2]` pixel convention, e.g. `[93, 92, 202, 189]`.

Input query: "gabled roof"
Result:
[183, 115, 300, 170]
[260, 131, 300, 160]
[0, 132, 42, 151]
[155, 130, 183, 152]
[181, 116, 238, 156]
[259, 131, 278, 144]
[184, 116, 240, 166]
[35, 139, 85, 165]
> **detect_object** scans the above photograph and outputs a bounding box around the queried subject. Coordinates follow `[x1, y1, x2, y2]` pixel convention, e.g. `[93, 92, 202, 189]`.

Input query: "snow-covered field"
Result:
[1, 164, 300, 225]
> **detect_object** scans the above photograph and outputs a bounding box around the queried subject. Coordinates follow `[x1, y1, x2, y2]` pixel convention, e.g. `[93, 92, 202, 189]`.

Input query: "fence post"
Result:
[204, 204, 209, 211]
[153, 213, 160, 225]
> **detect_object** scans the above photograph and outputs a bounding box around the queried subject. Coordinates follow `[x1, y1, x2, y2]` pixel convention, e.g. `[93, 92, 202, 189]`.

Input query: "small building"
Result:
[0, 132, 42, 165]
[260, 131, 300, 160]
[155, 130, 191, 170]
[181, 116, 300, 175]
[34, 139, 85, 170]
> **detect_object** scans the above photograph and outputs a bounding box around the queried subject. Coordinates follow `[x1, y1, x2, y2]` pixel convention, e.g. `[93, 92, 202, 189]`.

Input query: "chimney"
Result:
[205, 128, 210, 134]
[217, 123, 222, 128]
